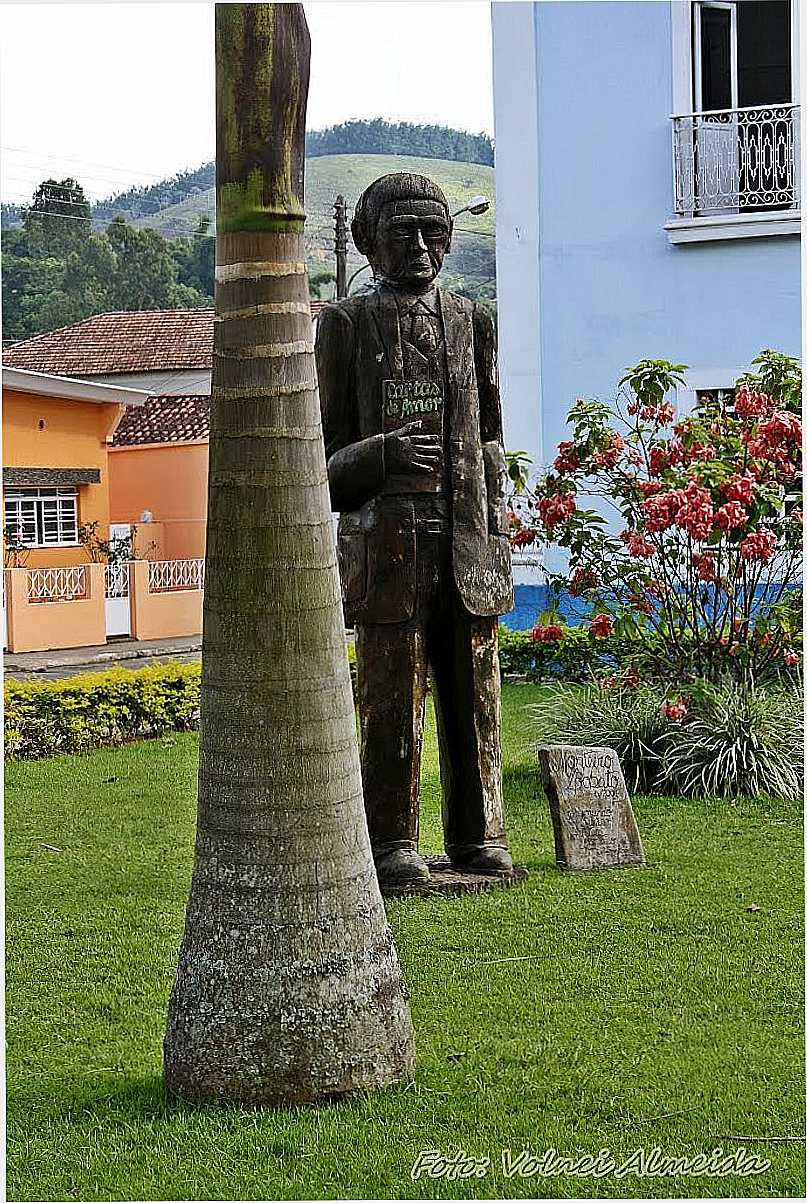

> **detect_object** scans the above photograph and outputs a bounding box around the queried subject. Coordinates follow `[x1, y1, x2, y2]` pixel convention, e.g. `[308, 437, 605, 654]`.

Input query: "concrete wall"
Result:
[4, 560, 204, 652]
[108, 441, 208, 560]
[5, 564, 107, 652]
[128, 560, 202, 642]
[492, 0, 801, 474]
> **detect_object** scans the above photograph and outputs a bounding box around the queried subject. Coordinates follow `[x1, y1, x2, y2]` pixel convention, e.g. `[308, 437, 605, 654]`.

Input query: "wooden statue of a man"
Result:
[316, 172, 514, 888]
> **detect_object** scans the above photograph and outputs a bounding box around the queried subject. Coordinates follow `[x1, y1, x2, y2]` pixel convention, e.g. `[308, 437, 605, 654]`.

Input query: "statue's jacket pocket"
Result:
[337, 500, 416, 626]
[336, 512, 367, 613]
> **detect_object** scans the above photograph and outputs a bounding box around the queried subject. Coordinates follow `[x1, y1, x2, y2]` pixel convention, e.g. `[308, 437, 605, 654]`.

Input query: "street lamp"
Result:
[346, 194, 492, 294]
[451, 195, 490, 218]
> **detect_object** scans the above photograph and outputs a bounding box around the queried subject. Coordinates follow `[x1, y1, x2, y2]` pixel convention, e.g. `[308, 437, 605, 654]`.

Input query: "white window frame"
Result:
[4, 487, 80, 548]
[693, 1, 738, 112]
[667, 0, 801, 243]
[675, 367, 744, 417]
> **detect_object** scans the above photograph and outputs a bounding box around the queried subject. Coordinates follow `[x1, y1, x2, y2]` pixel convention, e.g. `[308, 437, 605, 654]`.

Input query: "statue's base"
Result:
[380, 855, 529, 899]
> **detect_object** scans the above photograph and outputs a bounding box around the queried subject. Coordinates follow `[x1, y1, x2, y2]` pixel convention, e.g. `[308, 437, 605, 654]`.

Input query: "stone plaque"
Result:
[537, 744, 646, 871]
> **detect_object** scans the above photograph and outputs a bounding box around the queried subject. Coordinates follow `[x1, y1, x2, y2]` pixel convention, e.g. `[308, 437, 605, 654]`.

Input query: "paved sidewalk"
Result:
[4, 635, 202, 682]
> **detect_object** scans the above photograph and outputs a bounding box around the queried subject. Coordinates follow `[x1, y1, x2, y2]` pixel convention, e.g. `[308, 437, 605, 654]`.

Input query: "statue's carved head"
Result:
[351, 173, 452, 289]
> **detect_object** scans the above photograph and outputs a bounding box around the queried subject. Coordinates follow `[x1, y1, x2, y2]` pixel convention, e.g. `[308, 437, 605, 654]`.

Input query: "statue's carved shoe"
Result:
[374, 845, 431, 887]
[448, 844, 514, 876]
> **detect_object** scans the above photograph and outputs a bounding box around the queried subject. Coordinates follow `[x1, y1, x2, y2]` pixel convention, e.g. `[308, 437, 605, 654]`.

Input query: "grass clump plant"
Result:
[660, 681, 803, 800]
[532, 680, 803, 801]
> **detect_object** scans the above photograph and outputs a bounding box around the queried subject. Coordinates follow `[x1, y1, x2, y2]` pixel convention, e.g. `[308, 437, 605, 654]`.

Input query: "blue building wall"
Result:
[533, 1, 800, 471]
[493, 1, 801, 627]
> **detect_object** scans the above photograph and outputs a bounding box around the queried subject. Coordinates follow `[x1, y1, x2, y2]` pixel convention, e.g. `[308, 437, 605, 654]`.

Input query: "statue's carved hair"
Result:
[351, 172, 451, 256]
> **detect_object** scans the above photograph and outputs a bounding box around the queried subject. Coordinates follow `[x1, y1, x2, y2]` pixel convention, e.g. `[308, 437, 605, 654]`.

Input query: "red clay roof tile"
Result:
[112, 395, 210, 446]
[3, 303, 326, 376]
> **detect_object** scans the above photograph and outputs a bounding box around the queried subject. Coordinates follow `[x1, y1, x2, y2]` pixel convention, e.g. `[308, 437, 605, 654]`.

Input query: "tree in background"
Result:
[170, 215, 216, 300]
[105, 217, 178, 310]
[163, 2, 415, 1106]
[308, 267, 335, 300]
[3, 197, 213, 341]
[23, 177, 90, 255]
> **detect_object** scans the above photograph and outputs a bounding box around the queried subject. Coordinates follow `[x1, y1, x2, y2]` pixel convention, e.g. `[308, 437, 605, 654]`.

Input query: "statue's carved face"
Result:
[372, 198, 451, 287]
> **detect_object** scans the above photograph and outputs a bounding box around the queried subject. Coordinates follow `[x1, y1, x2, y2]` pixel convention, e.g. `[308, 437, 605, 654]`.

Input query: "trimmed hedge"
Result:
[5, 664, 202, 760]
[6, 628, 797, 759]
[5, 650, 358, 761]
[498, 625, 624, 681]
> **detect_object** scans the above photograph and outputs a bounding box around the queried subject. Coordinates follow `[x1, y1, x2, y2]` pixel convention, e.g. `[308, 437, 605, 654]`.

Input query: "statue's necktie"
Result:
[408, 304, 441, 357]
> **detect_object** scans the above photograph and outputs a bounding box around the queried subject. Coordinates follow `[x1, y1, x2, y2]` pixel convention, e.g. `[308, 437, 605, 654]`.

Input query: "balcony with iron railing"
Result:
[667, 103, 801, 242]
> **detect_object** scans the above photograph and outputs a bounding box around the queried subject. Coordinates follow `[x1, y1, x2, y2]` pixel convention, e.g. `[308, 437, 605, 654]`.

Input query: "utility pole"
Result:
[334, 193, 347, 298]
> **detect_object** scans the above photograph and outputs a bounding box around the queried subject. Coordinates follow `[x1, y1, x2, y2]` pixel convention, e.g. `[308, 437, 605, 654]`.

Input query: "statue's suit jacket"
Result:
[315, 284, 513, 626]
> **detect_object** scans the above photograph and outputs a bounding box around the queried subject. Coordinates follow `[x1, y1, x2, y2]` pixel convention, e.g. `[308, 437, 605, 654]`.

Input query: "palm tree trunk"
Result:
[163, 2, 415, 1106]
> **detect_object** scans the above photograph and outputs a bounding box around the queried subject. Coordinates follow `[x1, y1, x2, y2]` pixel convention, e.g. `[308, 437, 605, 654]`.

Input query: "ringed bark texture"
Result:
[163, 2, 415, 1107]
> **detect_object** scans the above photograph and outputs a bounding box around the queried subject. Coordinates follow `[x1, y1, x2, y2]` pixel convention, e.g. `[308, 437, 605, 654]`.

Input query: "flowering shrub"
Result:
[509, 350, 803, 685]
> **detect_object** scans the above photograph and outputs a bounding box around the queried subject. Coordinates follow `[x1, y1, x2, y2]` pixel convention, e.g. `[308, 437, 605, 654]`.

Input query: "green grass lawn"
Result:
[5, 683, 804, 1200]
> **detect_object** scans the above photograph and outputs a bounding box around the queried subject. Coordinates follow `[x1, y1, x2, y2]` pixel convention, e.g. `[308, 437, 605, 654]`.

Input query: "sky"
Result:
[0, 1, 494, 205]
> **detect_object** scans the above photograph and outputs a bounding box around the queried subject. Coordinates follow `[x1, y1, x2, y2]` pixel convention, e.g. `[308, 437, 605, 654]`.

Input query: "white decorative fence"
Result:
[27, 565, 88, 603]
[148, 558, 205, 594]
[672, 103, 800, 216]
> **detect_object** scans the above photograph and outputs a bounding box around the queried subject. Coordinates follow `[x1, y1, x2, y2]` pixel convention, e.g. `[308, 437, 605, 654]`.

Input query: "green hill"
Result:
[134, 154, 496, 299]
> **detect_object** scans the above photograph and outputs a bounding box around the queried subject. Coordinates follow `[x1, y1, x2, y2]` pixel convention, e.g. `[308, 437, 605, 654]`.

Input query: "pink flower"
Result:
[512, 528, 536, 548]
[649, 447, 669, 477]
[538, 492, 577, 530]
[739, 530, 778, 563]
[723, 472, 756, 505]
[686, 441, 717, 463]
[601, 674, 619, 690]
[643, 489, 684, 532]
[592, 433, 624, 469]
[661, 698, 688, 721]
[790, 508, 804, 525]
[554, 440, 580, 475]
[627, 448, 644, 467]
[569, 567, 599, 596]
[714, 502, 748, 533]
[745, 413, 803, 463]
[674, 481, 713, 541]
[621, 530, 655, 558]
[590, 613, 614, 638]
[784, 649, 800, 666]
[735, 386, 774, 419]
[531, 623, 564, 643]
[692, 553, 717, 582]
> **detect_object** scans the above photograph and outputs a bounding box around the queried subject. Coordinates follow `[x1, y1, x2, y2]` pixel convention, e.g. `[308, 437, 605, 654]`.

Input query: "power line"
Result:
[0, 144, 188, 182]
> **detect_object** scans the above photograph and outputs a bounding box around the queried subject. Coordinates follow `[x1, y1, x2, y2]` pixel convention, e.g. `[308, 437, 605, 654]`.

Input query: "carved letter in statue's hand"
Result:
[385, 420, 442, 476]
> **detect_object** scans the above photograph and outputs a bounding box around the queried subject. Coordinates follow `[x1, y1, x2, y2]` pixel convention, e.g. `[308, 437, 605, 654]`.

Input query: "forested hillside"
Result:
[2, 148, 496, 343]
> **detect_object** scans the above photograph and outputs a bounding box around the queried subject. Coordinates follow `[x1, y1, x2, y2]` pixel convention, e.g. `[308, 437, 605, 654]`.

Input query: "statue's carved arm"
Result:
[473, 305, 509, 536]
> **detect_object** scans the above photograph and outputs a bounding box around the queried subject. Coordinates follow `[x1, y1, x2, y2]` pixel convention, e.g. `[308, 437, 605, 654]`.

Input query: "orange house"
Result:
[2, 367, 150, 568]
[108, 395, 210, 560]
[4, 306, 324, 561]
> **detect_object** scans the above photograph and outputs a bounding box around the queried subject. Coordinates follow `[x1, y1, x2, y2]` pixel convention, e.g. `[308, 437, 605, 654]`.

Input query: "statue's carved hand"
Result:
[384, 421, 442, 476]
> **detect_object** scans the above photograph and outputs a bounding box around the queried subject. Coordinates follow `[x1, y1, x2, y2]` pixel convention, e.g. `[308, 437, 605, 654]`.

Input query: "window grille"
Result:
[4, 487, 78, 547]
